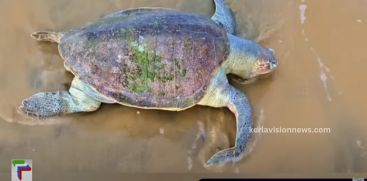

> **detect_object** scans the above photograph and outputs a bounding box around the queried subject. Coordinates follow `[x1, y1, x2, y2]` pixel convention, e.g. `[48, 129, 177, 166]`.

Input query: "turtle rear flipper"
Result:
[31, 31, 64, 43]
[20, 78, 102, 117]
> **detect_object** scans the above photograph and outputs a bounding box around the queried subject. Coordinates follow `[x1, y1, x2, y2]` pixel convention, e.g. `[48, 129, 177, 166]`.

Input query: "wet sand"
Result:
[0, 0, 367, 180]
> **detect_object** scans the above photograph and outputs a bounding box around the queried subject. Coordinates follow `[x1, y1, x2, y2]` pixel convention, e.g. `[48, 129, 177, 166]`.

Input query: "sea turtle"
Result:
[20, 0, 277, 166]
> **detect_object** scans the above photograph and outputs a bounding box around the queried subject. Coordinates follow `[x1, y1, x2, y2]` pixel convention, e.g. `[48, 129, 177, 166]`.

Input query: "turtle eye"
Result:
[255, 61, 272, 75]
[266, 63, 271, 69]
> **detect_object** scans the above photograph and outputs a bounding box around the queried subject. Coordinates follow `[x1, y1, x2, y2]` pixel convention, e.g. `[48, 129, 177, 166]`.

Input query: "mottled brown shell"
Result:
[59, 8, 229, 108]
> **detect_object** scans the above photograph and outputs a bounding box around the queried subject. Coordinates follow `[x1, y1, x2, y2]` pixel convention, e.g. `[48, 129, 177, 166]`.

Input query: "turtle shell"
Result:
[59, 8, 229, 109]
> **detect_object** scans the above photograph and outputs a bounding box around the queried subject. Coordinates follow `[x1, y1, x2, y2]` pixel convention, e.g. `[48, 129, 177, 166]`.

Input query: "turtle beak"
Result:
[268, 48, 275, 53]
[268, 48, 278, 70]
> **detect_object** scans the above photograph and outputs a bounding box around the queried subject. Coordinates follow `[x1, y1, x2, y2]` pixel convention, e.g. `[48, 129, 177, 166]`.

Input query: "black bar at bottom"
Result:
[200, 179, 364, 181]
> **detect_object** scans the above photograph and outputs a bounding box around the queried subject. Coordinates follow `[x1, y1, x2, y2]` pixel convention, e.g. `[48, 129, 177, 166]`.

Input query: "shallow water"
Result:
[1, 0, 367, 180]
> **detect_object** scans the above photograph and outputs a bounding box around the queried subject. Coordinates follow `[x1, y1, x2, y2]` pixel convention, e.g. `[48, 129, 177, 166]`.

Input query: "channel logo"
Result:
[11, 159, 32, 181]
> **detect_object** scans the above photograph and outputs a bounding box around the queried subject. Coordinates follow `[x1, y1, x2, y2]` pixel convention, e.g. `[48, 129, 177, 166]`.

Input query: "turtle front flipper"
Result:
[211, 0, 236, 34]
[31, 31, 64, 43]
[199, 70, 252, 166]
[20, 78, 101, 117]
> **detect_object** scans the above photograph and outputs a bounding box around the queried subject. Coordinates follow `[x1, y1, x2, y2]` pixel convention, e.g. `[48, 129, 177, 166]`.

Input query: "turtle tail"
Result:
[31, 31, 64, 44]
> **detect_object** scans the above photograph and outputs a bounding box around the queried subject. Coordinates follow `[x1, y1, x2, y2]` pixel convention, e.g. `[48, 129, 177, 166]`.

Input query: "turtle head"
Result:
[226, 34, 278, 82]
[251, 48, 277, 77]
